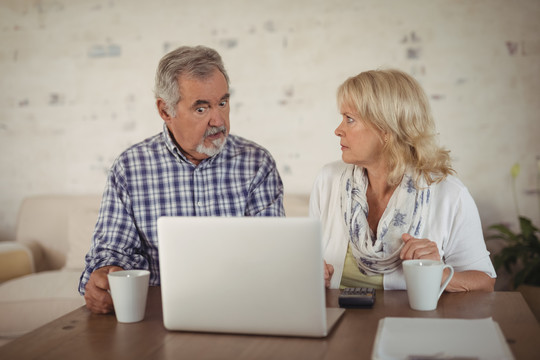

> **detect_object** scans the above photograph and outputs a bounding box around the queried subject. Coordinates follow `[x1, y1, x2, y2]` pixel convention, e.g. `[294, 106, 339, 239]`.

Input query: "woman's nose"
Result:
[335, 123, 343, 137]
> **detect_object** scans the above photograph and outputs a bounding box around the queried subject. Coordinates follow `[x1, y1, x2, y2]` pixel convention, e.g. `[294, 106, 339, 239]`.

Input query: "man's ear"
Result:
[157, 99, 173, 123]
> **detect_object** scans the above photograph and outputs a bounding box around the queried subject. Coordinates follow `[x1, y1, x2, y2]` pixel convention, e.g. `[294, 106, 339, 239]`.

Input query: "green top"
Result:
[340, 243, 384, 289]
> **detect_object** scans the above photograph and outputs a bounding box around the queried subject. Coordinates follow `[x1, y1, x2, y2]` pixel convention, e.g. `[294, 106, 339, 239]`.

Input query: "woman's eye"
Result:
[346, 116, 354, 123]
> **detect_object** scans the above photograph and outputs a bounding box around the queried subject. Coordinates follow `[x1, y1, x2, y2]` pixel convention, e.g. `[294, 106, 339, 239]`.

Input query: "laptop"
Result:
[157, 216, 345, 337]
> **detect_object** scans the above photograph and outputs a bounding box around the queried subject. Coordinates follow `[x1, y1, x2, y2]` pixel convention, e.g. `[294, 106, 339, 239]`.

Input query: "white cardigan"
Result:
[309, 161, 496, 289]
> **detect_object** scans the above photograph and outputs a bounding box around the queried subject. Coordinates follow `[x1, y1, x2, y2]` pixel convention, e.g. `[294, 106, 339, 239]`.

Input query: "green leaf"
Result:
[510, 163, 521, 178]
[493, 250, 518, 272]
[513, 268, 528, 289]
[489, 214, 540, 287]
[513, 257, 540, 287]
[523, 262, 540, 286]
[487, 224, 519, 243]
[519, 217, 537, 237]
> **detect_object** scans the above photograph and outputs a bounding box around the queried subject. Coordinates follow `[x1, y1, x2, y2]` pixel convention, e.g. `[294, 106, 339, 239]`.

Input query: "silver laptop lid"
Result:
[157, 216, 334, 337]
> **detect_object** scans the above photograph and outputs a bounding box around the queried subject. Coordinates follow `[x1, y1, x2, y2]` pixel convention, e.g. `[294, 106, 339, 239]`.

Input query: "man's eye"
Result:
[196, 107, 206, 113]
[219, 100, 228, 107]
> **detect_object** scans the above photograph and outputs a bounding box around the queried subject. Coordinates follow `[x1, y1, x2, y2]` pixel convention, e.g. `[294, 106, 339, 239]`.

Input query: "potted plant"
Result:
[487, 162, 540, 320]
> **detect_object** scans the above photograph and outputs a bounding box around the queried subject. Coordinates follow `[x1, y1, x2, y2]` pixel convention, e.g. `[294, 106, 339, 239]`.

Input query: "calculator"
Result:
[338, 287, 376, 308]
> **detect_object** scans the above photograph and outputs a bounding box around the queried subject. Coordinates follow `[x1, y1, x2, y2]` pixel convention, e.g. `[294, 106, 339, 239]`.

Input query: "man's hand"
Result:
[84, 265, 123, 314]
[324, 260, 334, 288]
[399, 234, 441, 261]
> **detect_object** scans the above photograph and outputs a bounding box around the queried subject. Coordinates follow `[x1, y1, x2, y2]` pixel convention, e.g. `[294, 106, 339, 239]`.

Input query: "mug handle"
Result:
[437, 264, 454, 299]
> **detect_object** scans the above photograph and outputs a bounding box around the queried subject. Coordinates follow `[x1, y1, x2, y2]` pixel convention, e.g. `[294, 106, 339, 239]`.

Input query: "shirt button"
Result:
[197, 201, 202, 207]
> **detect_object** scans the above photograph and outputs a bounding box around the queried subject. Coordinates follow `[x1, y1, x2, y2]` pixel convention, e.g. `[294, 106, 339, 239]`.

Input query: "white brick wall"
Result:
[0, 0, 539, 240]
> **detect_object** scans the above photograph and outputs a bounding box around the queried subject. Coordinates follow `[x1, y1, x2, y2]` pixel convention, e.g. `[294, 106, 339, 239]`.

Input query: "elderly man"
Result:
[80, 46, 284, 314]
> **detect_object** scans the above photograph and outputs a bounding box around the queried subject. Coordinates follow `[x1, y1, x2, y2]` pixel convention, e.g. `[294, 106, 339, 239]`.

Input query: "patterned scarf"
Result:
[340, 165, 431, 275]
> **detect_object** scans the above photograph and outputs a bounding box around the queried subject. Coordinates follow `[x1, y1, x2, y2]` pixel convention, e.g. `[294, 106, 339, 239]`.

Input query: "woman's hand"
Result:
[324, 260, 334, 288]
[400, 234, 495, 292]
[399, 233, 441, 261]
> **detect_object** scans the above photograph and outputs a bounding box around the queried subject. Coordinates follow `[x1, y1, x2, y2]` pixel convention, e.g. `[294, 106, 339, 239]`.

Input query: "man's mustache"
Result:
[204, 126, 227, 138]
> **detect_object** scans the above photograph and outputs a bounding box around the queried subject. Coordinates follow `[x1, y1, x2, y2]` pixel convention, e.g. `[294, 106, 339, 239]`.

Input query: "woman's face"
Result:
[335, 103, 386, 168]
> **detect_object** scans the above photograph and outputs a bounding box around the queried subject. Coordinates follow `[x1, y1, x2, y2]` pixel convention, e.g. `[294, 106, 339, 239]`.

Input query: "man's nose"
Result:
[209, 108, 225, 127]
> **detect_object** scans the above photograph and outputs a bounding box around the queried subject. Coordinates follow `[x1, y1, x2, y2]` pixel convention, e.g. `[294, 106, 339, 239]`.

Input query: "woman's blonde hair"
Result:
[337, 69, 454, 186]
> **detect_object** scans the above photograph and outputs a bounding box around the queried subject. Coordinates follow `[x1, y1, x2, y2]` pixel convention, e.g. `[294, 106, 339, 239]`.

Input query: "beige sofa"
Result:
[0, 193, 309, 346]
[0, 195, 101, 346]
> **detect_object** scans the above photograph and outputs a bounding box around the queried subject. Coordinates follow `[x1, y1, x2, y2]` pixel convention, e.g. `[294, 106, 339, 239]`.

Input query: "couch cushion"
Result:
[15, 195, 101, 271]
[283, 193, 310, 217]
[64, 205, 99, 270]
[0, 242, 34, 282]
[0, 270, 85, 338]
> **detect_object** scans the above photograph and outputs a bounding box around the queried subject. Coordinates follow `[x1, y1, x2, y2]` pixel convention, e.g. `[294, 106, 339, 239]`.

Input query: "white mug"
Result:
[403, 260, 454, 311]
[108, 270, 150, 323]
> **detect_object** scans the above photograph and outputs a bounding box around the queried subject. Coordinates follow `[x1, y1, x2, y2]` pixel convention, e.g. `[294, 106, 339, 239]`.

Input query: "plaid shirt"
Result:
[79, 124, 284, 293]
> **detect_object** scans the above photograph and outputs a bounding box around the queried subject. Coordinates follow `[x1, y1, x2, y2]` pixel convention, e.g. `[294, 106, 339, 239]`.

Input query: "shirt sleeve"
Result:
[309, 173, 324, 219]
[309, 162, 349, 289]
[384, 179, 496, 290]
[245, 152, 285, 217]
[441, 184, 497, 278]
[78, 161, 150, 295]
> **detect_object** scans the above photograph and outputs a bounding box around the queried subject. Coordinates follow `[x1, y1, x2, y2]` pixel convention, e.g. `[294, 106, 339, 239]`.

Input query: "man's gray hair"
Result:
[154, 45, 230, 116]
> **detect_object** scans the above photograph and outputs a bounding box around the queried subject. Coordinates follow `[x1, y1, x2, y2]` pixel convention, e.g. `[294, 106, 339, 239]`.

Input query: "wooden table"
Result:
[1, 287, 539, 359]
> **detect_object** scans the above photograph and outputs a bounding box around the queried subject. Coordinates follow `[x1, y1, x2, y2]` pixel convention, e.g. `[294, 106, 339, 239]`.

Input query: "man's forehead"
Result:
[177, 72, 229, 103]
[192, 93, 230, 106]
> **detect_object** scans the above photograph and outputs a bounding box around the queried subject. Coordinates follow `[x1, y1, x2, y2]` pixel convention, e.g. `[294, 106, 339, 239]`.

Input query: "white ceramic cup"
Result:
[403, 259, 454, 311]
[108, 269, 150, 323]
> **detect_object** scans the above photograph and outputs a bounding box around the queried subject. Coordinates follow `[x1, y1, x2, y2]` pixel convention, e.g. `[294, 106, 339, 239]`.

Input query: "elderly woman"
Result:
[310, 69, 496, 291]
